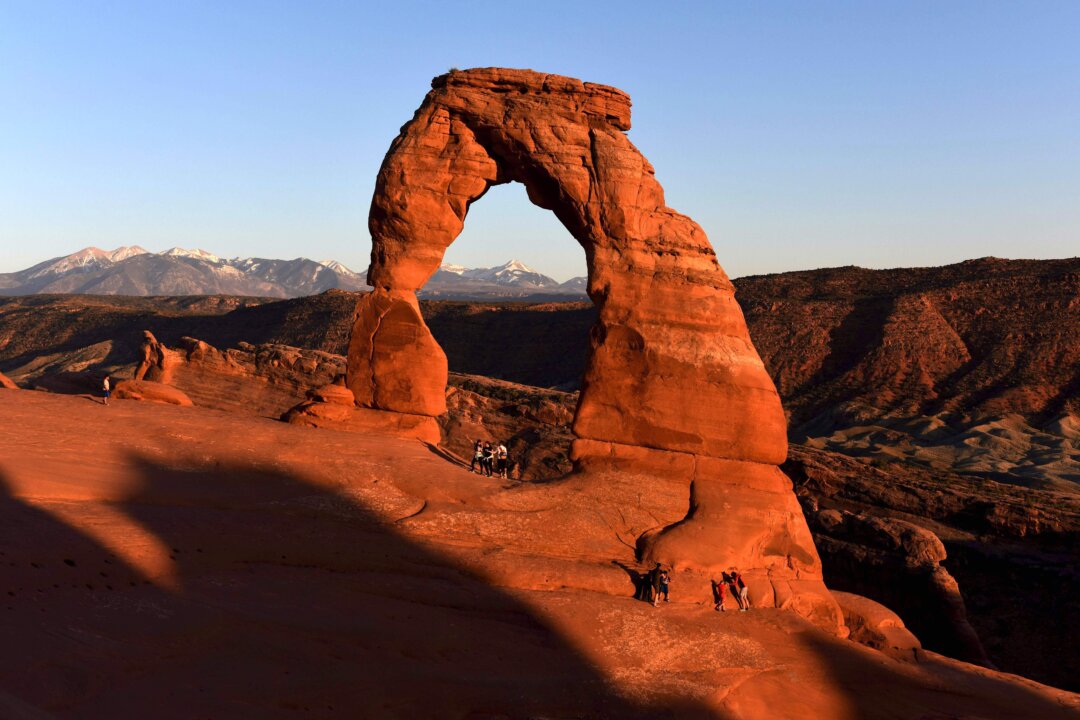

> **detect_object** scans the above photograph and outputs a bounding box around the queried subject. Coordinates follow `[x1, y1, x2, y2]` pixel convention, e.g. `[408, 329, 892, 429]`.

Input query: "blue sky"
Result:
[2, 1, 1077, 280]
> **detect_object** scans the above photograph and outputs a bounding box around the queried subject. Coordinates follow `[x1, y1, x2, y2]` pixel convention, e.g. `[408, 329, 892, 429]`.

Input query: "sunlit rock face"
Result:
[352, 67, 838, 628]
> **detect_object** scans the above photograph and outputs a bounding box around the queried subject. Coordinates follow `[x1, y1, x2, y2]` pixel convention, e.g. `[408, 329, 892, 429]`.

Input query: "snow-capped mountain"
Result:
[21, 246, 150, 280]
[0, 247, 369, 298]
[0, 249, 588, 300]
[457, 259, 562, 289]
[420, 260, 586, 299]
[558, 276, 588, 293]
[319, 260, 364, 279]
[163, 247, 222, 263]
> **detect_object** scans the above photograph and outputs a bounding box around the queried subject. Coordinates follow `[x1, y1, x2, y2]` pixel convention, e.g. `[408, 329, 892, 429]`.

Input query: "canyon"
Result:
[2, 256, 1076, 691]
[1, 66, 1076, 717]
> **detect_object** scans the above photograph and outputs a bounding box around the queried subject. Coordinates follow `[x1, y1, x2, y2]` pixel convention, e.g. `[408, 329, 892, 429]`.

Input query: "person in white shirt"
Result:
[496, 443, 508, 478]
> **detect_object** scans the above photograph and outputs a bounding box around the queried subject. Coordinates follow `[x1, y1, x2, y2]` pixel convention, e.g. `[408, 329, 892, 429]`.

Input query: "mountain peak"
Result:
[163, 247, 222, 264]
[106, 246, 150, 261]
[318, 260, 361, 277]
[25, 246, 149, 280]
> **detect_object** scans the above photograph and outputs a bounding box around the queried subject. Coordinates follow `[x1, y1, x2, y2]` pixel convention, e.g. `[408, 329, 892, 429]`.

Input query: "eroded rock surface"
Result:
[802, 500, 988, 665]
[0, 370, 16, 390]
[786, 443, 1079, 687]
[832, 591, 922, 662]
[133, 330, 176, 383]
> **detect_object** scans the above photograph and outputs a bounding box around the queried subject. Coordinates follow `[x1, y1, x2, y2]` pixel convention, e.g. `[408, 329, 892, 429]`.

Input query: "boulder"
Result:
[112, 380, 193, 407]
[283, 399, 440, 446]
[833, 590, 922, 661]
[307, 382, 356, 406]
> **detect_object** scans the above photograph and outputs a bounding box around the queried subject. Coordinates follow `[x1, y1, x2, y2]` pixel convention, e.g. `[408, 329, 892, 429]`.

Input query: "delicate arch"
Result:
[351, 68, 787, 465]
[347, 70, 838, 627]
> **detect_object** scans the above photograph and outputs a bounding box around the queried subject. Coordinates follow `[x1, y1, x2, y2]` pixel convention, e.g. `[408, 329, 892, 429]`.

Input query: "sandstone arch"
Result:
[350, 68, 838, 624]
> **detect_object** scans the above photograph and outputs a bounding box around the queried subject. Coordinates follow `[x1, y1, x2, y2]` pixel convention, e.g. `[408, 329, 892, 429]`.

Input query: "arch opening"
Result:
[420, 180, 594, 481]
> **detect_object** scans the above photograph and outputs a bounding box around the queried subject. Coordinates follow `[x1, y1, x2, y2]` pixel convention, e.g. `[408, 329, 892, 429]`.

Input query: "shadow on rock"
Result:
[0, 458, 723, 719]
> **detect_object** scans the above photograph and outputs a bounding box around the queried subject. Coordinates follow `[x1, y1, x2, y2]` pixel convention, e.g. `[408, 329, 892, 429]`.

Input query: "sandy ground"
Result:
[1, 390, 1077, 719]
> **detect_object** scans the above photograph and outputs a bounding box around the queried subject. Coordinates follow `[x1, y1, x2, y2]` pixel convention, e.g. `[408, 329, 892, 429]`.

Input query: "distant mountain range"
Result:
[0, 247, 587, 300]
[423, 259, 586, 299]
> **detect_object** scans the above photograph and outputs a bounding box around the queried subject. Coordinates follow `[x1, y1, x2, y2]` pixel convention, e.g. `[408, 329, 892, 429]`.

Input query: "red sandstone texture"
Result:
[133, 330, 173, 383]
[0, 370, 16, 390]
[2, 390, 1077, 718]
[738, 258, 1080, 421]
[345, 68, 832, 623]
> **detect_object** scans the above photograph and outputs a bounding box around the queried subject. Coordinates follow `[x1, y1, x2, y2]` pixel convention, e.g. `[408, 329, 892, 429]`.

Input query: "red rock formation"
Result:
[163, 337, 344, 418]
[283, 377, 440, 445]
[133, 330, 176, 383]
[112, 379, 193, 406]
[805, 501, 989, 666]
[352, 68, 834, 626]
[0, 370, 17, 390]
[832, 591, 922, 662]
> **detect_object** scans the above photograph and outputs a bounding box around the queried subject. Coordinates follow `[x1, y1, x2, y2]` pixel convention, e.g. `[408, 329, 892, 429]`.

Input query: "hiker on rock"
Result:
[657, 568, 670, 604]
[101, 375, 111, 406]
[471, 440, 484, 474]
[711, 578, 727, 612]
[481, 442, 494, 477]
[722, 571, 741, 610]
[730, 567, 750, 611]
[650, 562, 663, 607]
[496, 442, 508, 478]
[634, 571, 650, 601]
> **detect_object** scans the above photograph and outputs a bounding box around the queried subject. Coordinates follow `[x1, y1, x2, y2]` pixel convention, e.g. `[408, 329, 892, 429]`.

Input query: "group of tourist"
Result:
[470, 440, 509, 478]
[637, 564, 751, 611]
[634, 563, 669, 606]
[711, 569, 751, 612]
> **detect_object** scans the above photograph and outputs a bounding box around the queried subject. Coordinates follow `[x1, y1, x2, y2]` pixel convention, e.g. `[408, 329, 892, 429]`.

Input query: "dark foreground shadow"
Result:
[0, 461, 722, 719]
[3, 455, 1074, 720]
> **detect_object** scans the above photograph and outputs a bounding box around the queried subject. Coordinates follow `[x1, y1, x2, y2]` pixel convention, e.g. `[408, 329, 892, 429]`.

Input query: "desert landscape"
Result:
[1, 63, 1078, 719]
